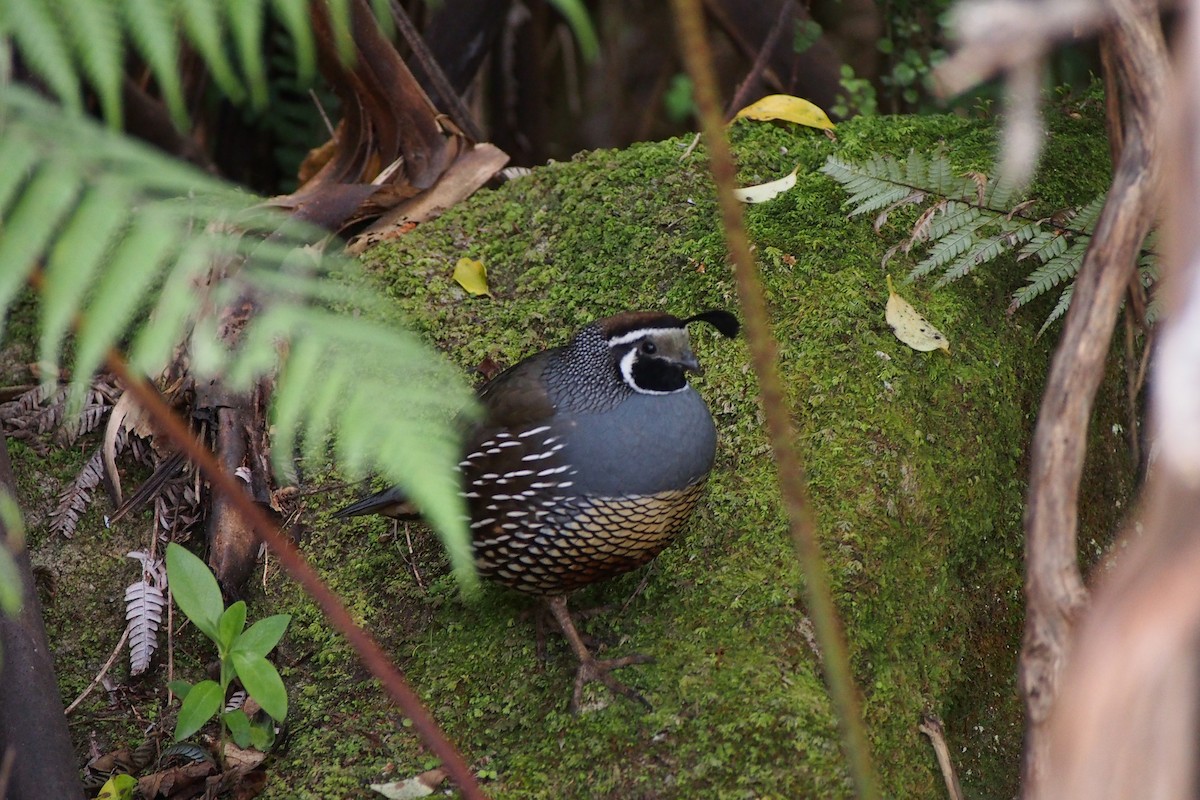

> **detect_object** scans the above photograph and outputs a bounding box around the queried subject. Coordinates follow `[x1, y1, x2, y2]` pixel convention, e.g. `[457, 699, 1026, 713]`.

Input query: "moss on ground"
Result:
[7, 87, 1134, 799]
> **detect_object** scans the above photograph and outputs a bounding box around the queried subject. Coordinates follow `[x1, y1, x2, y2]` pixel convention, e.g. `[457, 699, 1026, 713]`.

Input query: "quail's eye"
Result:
[640, 340, 657, 355]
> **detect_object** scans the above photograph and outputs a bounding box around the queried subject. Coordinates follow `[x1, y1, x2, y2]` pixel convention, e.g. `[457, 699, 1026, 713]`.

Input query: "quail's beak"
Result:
[680, 349, 703, 375]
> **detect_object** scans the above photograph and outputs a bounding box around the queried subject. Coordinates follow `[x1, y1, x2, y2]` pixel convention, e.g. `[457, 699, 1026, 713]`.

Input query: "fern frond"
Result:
[1038, 283, 1075, 337]
[55, 0, 124, 125]
[178, 0, 247, 102]
[1, 0, 83, 113]
[125, 550, 167, 675]
[1011, 239, 1088, 307]
[0, 86, 475, 568]
[909, 213, 993, 281]
[1019, 228, 1070, 263]
[5, 0, 338, 127]
[226, 0, 270, 109]
[933, 223, 1033, 288]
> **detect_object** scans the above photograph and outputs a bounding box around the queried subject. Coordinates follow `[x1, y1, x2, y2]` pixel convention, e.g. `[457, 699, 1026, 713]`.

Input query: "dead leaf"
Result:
[453, 258, 493, 298]
[885, 275, 950, 353]
[102, 390, 156, 506]
[369, 768, 447, 799]
[733, 94, 836, 130]
[349, 144, 510, 254]
[94, 773, 137, 800]
[733, 166, 800, 204]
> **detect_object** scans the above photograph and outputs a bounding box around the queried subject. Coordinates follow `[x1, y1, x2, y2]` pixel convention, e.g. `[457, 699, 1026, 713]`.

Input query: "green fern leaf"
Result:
[270, 0, 317, 84]
[1011, 239, 1088, 307]
[0, 162, 82, 342]
[72, 207, 178, 405]
[904, 149, 927, 186]
[56, 0, 124, 126]
[1072, 195, 1107, 233]
[846, 185, 918, 218]
[1, 0, 83, 113]
[936, 231, 1012, 287]
[1, 86, 475, 571]
[910, 213, 992, 281]
[179, 0, 247, 102]
[0, 135, 41, 221]
[121, 0, 187, 126]
[41, 184, 133, 377]
[926, 202, 980, 241]
[225, 0, 270, 108]
[927, 153, 955, 195]
[128, 245, 212, 375]
[1019, 229, 1070, 263]
[1038, 282, 1074, 336]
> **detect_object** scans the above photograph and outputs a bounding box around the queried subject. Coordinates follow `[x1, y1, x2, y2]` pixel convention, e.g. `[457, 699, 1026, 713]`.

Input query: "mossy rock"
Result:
[17, 90, 1134, 799]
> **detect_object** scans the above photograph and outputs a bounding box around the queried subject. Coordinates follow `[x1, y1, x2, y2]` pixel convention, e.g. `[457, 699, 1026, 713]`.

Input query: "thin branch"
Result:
[668, 1, 879, 797]
[724, 0, 793, 118]
[65, 627, 130, 715]
[103, 351, 488, 800]
[1017, 0, 1166, 795]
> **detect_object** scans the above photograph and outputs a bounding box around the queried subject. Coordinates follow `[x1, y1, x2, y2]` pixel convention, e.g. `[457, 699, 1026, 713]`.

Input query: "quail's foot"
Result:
[547, 595, 653, 712]
[570, 652, 654, 713]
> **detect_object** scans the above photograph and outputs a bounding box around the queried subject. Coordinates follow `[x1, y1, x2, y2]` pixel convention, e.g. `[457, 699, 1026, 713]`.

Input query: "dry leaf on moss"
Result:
[453, 258, 493, 298]
[733, 166, 800, 204]
[733, 94, 835, 130]
[886, 275, 950, 353]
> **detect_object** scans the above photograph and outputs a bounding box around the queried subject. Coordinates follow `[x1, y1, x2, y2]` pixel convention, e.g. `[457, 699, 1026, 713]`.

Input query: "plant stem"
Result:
[668, 1, 880, 796]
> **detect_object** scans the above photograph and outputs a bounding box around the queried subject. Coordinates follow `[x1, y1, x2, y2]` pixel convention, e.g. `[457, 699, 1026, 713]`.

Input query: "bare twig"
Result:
[724, 0, 793, 118]
[919, 714, 965, 800]
[668, 1, 878, 797]
[65, 627, 131, 715]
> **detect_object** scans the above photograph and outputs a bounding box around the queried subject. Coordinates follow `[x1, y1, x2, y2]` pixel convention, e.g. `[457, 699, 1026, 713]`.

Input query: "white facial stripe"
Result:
[606, 327, 676, 347]
[619, 348, 681, 395]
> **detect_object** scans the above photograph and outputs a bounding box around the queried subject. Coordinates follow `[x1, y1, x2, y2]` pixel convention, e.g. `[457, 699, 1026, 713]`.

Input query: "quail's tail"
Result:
[332, 486, 418, 520]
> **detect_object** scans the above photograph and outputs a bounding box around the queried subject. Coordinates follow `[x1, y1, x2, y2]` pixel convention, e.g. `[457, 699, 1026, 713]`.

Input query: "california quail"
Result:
[335, 309, 739, 709]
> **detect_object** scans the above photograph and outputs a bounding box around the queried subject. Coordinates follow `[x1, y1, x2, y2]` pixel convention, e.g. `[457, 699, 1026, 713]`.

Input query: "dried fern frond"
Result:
[124, 550, 167, 676]
[49, 431, 126, 538]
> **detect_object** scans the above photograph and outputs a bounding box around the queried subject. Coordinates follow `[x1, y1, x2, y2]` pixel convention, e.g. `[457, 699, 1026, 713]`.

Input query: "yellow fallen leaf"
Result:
[734, 94, 835, 130]
[733, 166, 799, 204]
[886, 275, 950, 353]
[453, 257, 493, 298]
[94, 774, 137, 800]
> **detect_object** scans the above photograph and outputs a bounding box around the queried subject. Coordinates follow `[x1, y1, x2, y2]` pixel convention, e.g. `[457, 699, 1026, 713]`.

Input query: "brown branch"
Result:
[668, 1, 879, 796]
[103, 353, 488, 800]
[1045, 2, 1200, 792]
[0, 433, 86, 798]
[1018, 0, 1166, 796]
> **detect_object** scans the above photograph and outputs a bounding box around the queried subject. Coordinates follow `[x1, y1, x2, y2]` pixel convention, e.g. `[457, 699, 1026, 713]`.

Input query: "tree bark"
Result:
[0, 432, 85, 799]
[1019, 1, 1166, 796]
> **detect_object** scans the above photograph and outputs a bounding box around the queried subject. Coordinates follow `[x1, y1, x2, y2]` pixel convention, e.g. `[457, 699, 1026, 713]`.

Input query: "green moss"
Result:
[8, 88, 1132, 798]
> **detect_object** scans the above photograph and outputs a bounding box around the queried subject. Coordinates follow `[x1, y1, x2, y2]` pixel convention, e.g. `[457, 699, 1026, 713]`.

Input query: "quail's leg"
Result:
[545, 595, 653, 712]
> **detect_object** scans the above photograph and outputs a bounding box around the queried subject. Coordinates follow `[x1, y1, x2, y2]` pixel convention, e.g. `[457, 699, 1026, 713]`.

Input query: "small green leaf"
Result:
[167, 679, 192, 701]
[221, 709, 253, 748]
[166, 543, 224, 642]
[174, 679, 223, 741]
[230, 652, 287, 721]
[231, 614, 290, 659]
[249, 719, 276, 750]
[218, 601, 247, 651]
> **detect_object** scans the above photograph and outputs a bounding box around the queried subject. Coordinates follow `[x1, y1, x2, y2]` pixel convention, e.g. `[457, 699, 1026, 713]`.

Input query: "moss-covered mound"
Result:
[15, 92, 1135, 799]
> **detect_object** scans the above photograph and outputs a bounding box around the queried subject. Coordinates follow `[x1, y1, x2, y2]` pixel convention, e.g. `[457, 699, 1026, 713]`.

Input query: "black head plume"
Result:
[683, 309, 740, 338]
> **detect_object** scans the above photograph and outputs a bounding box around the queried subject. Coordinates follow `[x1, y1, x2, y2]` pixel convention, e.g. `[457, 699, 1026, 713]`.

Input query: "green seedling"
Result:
[165, 543, 290, 750]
